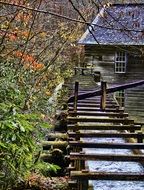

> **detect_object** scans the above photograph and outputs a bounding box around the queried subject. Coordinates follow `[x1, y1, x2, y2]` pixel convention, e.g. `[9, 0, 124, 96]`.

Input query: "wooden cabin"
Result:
[78, 3, 144, 121]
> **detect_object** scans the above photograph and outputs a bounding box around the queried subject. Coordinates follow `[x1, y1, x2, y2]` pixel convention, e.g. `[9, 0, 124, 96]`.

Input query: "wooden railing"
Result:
[68, 80, 144, 103]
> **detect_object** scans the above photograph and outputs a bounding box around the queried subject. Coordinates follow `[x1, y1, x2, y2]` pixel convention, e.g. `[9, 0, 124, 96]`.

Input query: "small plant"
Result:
[0, 61, 59, 190]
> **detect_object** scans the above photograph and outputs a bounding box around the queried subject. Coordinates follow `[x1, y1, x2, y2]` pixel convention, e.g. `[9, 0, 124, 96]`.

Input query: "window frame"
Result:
[115, 52, 127, 73]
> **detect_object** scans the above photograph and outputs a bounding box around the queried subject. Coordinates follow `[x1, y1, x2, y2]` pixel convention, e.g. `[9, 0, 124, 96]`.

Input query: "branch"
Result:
[0, 1, 143, 33]
[68, 0, 100, 44]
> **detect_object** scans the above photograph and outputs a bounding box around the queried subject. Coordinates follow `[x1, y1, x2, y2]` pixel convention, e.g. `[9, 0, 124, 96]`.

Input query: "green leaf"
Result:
[19, 124, 25, 132]
[0, 142, 7, 149]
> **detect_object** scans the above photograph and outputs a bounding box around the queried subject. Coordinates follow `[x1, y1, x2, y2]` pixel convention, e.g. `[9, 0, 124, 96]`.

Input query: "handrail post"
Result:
[100, 81, 107, 110]
[74, 81, 79, 112]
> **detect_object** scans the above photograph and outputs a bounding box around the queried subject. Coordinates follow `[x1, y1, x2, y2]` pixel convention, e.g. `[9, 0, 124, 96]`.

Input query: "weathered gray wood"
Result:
[67, 117, 134, 124]
[69, 153, 144, 162]
[69, 141, 144, 149]
[77, 100, 116, 104]
[74, 81, 79, 112]
[69, 107, 122, 112]
[69, 111, 128, 117]
[71, 171, 144, 181]
[67, 124, 141, 131]
[68, 103, 118, 108]
[68, 132, 144, 139]
[100, 81, 107, 110]
[68, 80, 144, 103]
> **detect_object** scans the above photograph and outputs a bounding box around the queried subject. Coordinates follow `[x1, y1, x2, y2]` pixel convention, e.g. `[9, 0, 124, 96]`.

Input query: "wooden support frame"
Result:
[74, 81, 79, 112]
[100, 81, 107, 110]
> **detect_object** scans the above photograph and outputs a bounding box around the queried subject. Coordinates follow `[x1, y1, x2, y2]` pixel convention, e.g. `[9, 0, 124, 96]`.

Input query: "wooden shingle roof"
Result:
[79, 4, 144, 45]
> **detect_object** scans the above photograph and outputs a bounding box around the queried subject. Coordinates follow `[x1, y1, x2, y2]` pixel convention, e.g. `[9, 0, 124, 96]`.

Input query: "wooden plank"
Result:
[68, 103, 118, 108]
[70, 98, 114, 102]
[69, 107, 121, 112]
[67, 117, 134, 124]
[67, 124, 141, 131]
[68, 132, 144, 139]
[69, 153, 144, 162]
[69, 111, 128, 117]
[69, 141, 144, 149]
[71, 171, 144, 181]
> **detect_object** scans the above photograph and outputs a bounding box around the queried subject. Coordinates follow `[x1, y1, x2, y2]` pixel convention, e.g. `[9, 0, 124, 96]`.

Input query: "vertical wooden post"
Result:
[80, 180, 88, 190]
[130, 124, 135, 133]
[74, 81, 79, 112]
[79, 170, 89, 190]
[100, 81, 107, 110]
[137, 132, 143, 143]
[79, 151, 85, 170]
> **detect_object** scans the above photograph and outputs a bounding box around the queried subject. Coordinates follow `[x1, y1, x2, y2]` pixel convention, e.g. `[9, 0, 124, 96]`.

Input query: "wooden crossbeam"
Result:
[77, 100, 115, 104]
[67, 117, 134, 124]
[69, 152, 144, 162]
[71, 171, 144, 181]
[69, 107, 122, 112]
[69, 111, 128, 117]
[67, 124, 141, 131]
[68, 132, 144, 139]
[42, 141, 68, 149]
[68, 103, 118, 108]
[69, 141, 144, 149]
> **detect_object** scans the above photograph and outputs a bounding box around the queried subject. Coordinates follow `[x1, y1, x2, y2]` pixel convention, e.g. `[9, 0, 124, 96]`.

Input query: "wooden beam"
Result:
[69, 107, 122, 112]
[67, 124, 141, 131]
[69, 141, 144, 149]
[69, 111, 128, 117]
[46, 133, 68, 140]
[42, 141, 68, 149]
[77, 100, 116, 104]
[71, 171, 144, 181]
[69, 152, 144, 162]
[68, 132, 144, 139]
[67, 117, 134, 124]
[68, 103, 118, 108]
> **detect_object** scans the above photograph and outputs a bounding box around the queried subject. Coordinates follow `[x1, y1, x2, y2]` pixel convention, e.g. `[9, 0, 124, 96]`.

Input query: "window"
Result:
[115, 52, 127, 73]
[114, 90, 125, 108]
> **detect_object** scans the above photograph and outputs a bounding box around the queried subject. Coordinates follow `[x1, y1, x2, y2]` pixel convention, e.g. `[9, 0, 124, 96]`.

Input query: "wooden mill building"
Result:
[78, 3, 144, 121]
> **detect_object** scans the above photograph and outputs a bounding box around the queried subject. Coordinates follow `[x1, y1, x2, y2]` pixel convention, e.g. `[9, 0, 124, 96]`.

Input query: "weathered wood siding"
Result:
[84, 45, 144, 121]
